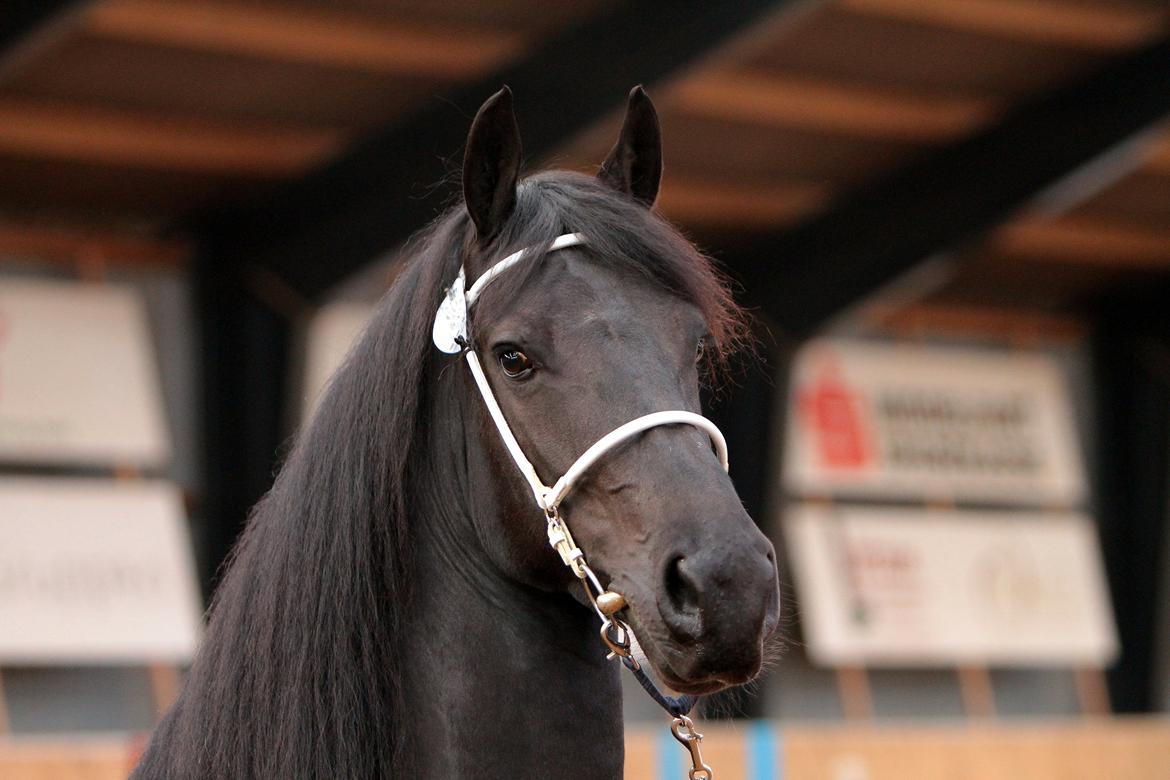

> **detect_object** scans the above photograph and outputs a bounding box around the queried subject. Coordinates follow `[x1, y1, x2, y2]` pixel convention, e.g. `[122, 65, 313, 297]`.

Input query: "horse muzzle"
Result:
[628, 526, 781, 693]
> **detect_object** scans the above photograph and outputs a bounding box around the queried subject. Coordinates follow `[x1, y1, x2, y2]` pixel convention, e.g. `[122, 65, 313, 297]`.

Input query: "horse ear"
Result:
[598, 86, 662, 207]
[463, 86, 522, 244]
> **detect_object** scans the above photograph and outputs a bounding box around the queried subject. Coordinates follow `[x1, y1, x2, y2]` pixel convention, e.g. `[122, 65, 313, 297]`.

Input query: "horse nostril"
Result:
[658, 543, 778, 647]
[663, 556, 702, 635]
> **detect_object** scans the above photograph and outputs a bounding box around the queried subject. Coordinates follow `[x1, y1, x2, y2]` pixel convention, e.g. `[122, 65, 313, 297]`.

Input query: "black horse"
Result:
[132, 86, 780, 779]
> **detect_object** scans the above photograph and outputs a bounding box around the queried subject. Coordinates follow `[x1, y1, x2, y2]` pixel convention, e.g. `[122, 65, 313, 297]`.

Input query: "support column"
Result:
[1092, 284, 1170, 712]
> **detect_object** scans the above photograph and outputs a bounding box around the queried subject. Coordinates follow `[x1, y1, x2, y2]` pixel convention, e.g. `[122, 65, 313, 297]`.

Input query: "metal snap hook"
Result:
[599, 618, 633, 660]
[671, 715, 714, 780]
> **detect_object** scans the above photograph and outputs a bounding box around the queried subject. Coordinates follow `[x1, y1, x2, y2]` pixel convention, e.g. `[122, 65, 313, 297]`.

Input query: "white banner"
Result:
[0, 478, 201, 663]
[0, 280, 170, 467]
[784, 340, 1086, 506]
[784, 504, 1118, 667]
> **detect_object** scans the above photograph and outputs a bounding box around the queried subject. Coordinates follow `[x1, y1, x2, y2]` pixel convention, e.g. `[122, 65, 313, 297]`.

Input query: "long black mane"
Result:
[135, 171, 746, 778]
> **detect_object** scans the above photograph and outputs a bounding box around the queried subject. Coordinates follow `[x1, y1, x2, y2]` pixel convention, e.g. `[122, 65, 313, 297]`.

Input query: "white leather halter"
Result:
[432, 232, 729, 513]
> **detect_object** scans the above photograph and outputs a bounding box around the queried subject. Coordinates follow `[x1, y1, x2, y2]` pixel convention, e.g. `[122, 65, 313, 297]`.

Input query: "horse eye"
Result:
[498, 349, 534, 378]
[695, 338, 707, 363]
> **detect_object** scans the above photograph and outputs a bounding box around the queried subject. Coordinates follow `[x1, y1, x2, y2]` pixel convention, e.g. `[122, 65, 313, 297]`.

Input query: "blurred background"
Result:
[1, 0, 1169, 777]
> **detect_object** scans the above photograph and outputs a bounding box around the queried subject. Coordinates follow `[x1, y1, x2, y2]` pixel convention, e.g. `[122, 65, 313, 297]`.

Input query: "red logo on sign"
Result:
[800, 359, 872, 470]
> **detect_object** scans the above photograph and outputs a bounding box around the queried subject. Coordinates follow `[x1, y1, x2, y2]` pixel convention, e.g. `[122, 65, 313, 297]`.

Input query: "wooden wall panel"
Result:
[5, 718, 1169, 779]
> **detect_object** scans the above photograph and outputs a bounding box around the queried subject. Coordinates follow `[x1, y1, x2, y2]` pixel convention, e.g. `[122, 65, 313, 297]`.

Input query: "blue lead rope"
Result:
[622, 656, 698, 718]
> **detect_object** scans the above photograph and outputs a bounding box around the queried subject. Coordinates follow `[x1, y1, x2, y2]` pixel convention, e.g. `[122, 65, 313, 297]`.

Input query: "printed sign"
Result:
[301, 302, 374, 420]
[0, 280, 170, 467]
[784, 504, 1117, 667]
[0, 478, 202, 663]
[784, 340, 1086, 505]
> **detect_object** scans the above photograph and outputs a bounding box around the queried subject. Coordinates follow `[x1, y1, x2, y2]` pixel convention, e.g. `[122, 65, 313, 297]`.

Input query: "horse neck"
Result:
[397, 386, 625, 778]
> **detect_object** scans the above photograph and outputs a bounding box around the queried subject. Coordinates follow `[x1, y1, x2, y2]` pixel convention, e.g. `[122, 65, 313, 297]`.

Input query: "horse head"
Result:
[454, 86, 781, 696]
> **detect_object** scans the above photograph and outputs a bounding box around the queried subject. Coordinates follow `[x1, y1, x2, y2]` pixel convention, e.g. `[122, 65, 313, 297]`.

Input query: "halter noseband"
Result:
[433, 232, 724, 778]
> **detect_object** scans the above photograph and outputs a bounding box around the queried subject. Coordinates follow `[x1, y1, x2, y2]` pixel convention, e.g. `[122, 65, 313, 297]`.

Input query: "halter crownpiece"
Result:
[434, 232, 725, 779]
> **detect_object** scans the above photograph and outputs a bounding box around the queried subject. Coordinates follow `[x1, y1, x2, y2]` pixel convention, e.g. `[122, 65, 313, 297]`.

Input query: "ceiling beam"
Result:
[199, 0, 793, 299]
[0, 99, 342, 175]
[864, 302, 1086, 342]
[671, 72, 997, 142]
[739, 36, 1170, 337]
[86, 0, 525, 79]
[657, 177, 830, 229]
[1145, 135, 1170, 176]
[0, 1, 86, 83]
[990, 216, 1170, 267]
[841, 0, 1168, 51]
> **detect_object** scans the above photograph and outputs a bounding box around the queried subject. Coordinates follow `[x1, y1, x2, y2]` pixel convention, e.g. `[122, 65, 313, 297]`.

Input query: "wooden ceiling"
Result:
[851, 127, 1170, 339]
[1, 0, 1169, 327]
[561, 0, 1168, 226]
[0, 0, 613, 238]
[554, 0, 1170, 331]
[919, 133, 1170, 312]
